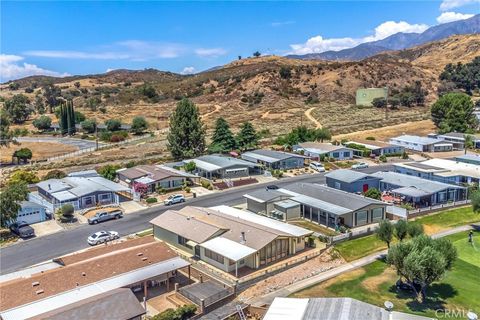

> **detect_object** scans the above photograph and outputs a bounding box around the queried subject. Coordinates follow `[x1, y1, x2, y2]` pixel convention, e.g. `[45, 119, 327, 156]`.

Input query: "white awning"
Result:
[263, 297, 308, 320]
[199, 237, 256, 262]
[186, 240, 198, 247]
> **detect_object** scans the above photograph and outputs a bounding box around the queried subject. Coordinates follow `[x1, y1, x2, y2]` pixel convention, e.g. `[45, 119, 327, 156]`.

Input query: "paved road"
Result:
[0, 166, 392, 275]
[15, 136, 103, 150]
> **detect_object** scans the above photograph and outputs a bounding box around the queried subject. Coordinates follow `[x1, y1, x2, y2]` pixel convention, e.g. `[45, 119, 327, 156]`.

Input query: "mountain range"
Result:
[286, 14, 480, 61]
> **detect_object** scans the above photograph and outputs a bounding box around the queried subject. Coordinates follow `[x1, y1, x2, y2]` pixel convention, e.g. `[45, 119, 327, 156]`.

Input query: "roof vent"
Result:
[137, 252, 143, 256]
[82, 272, 86, 276]
[187, 216, 190, 220]
[32, 281, 40, 287]
[36, 289, 44, 295]
[142, 257, 148, 261]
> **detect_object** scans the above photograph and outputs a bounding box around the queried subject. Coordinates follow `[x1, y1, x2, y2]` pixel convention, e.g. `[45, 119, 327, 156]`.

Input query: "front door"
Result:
[194, 246, 200, 257]
[363, 184, 369, 193]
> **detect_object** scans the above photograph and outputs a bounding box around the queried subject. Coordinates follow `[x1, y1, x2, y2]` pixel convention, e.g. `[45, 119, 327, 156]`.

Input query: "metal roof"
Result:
[390, 135, 445, 145]
[242, 149, 306, 163]
[212, 205, 312, 237]
[243, 189, 289, 203]
[263, 297, 308, 320]
[199, 237, 257, 261]
[67, 170, 99, 178]
[20, 201, 47, 209]
[297, 142, 351, 153]
[391, 186, 433, 198]
[372, 171, 465, 193]
[274, 199, 301, 209]
[185, 155, 257, 172]
[455, 154, 480, 163]
[422, 158, 480, 179]
[325, 169, 379, 183]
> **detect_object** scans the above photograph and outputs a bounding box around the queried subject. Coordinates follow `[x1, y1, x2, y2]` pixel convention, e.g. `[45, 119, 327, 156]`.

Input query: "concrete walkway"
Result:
[252, 223, 478, 306]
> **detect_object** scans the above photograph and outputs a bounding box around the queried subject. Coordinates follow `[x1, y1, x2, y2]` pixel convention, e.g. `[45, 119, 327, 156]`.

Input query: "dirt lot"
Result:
[0, 141, 78, 163]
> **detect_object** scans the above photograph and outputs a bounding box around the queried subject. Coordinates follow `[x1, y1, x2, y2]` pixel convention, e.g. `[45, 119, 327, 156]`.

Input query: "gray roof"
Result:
[185, 155, 258, 172]
[390, 135, 444, 145]
[243, 189, 290, 203]
[391, 186, 432, 198]
[439, 132, 466, 139]
[280, 183, 385, 216]
[325, 169, 379, 183]
[455, 154, 480, 163]
[371, 171, 465, 194]
[28, 288, 145, 320]
[242, 149, 306, 163]
[297, 142, 351, 154]
[67, 170, 99, 178]
[20, 201, 47, 209]
[274, 199, 300, 209]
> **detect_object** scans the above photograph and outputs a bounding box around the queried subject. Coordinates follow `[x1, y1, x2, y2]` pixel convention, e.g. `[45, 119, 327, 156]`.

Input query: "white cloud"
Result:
[289, 20, 429, 55]
[436, 11, 475, 23]
[194, 48, 227, 58]
[271, 21, 295, 27]
[440, 0, 480, 11]
[24, 41, 186, 61]
[0, 54, 69, 82]
[180, 66, 196, 75]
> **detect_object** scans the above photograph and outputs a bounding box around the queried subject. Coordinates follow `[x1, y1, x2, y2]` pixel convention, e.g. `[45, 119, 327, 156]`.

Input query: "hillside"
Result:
[1, 34, 479, 136]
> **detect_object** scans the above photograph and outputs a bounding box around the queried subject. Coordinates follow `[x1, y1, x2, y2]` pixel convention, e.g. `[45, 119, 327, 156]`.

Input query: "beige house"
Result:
[150, 205, 312, 277]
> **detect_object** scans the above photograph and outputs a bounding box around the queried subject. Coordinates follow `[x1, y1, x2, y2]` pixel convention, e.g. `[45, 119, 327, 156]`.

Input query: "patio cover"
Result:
[391, 186, 432, 198]
[199, 237, 256, 262]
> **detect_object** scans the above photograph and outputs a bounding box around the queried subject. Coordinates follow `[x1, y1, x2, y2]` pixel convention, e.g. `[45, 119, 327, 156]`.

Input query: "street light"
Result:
[384, 301, 394, 320]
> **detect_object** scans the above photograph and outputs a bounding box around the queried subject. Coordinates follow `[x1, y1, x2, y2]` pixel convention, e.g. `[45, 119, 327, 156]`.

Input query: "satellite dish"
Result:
[467, 312, 478, 320]
[384, 301, 394, 311]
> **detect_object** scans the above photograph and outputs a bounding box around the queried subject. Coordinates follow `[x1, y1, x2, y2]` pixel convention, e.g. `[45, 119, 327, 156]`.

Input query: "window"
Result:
[332, 152, 339, 158]
[343, 152, 350, 157]
[356, 211, 368, 225]
[99, 194, 110, 200]
[334, 182, 341, 189]
[177, 235, 192, 249]
[204, 248, 224, 264]
[372, 208, 383, 222]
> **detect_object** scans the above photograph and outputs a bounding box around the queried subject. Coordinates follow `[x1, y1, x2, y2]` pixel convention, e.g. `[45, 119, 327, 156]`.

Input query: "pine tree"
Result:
[236, 122, 258, 151]
[167, 99, 206, 160]
[210, 117, 236, 153]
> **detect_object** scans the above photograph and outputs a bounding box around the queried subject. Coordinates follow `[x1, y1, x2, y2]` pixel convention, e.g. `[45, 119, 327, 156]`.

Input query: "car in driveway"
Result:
[9, 221, 35, 238]
[352, 162, 369, 169]
[88, 210, 123, 225]
[87, 230, 119, 246]
[164, 194, 185, 206]
[309, 161, 326, 172]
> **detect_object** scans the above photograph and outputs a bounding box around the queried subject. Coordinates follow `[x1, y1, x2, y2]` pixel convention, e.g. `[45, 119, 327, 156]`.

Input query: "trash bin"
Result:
[193, 192, 197, 198]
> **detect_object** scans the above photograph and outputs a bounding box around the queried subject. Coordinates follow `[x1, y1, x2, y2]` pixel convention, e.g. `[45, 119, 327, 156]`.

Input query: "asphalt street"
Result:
[0, 165, 392, 275]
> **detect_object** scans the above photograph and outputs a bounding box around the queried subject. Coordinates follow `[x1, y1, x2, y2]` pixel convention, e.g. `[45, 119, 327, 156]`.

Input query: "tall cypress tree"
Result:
[167, 98, 206, 160]
[60, 102, 67, 135]
[236, 121, 259, 151]
[67, 100, 76, 135]
[210, 117, 236, 153]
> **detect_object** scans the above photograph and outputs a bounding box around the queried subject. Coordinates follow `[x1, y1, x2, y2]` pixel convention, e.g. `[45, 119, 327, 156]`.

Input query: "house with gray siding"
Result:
[150, 205, 312, 277]
[241, 149, 307, 170]
[389, 135, 453, 152]
[244, 189, 294, 216]
[183, 155, 260, 179]
[344, 140, 404, 156]
[32, 171, 130, 212]
[325, 169, 382, 193]
[16, 201, 49, 224]
[116, 165, 197, 193]
[293, 142, 354, 160]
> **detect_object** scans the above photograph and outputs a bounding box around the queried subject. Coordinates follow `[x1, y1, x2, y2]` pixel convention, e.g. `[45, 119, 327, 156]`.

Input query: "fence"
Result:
[329, 225, 378, 244]
[407, 200, 470, 219]
[178, 282, 234, 308]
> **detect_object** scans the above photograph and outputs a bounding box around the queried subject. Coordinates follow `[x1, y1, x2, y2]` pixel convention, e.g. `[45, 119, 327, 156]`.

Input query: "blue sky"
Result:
[1, 1, 479, 81]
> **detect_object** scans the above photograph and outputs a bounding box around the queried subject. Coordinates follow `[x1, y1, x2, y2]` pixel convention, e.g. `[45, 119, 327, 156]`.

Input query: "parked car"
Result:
[9, 221, 35, 238]
[352, 162, 369, 169]
[88, 210, 123, 225]
[164, 194, 185, 206]
[309, 161, 326, 172]
[266, 185, 279, 190]
[87, 230, 119, 246]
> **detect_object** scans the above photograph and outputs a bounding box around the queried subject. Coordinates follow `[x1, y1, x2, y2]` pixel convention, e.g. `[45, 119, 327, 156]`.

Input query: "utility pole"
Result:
[385, 86, 389, 121]
[95, 115, 99, 150]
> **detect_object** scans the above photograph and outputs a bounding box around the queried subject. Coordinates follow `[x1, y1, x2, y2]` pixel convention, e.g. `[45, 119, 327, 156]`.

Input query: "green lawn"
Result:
[289, 220, 338, 236]
[293, 231, 480, 319]
[335, 206, 480, 262]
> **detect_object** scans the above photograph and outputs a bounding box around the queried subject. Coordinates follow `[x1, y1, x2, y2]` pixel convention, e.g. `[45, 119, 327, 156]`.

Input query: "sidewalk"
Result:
[251, 223, 478, 306]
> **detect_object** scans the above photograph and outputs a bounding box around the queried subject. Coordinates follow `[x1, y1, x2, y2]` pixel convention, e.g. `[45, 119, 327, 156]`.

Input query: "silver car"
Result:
[164, 194, 185, 206]
[87, 230, 119, 246]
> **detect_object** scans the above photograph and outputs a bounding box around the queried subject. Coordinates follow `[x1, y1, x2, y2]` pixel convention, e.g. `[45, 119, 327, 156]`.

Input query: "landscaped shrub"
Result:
[146, 197, 158, 204]
[365, 136, 376, 141]
[379, 154, 387, 163]
[59, 204, 74, 220]
[184, 186, 191, 193]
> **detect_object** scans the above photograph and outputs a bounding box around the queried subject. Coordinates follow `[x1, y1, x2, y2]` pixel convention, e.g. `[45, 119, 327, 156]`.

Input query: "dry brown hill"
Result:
[1, 34, 479, 135]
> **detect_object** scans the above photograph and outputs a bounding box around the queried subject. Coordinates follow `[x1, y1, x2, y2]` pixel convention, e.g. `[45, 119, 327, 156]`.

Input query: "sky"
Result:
[1, 0, 479, 82]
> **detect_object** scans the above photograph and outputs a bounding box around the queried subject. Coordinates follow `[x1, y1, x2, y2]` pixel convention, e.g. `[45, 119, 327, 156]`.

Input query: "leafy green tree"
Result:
[32, 115, 52, 131]
[138, 83, 158, 100]
[105, 119, 122, 131]
[86, 96, 101, 111]
[236, 121, 259, 151]
[315, 128, 331, 142]
[407, 222, 424, 238]
[60, 204, 75, 219]
[387, 235, 457, 302]
[81, 119, 96, 134]
[253, 51, 261, 57]
[471, 190, 480, 213]
[74, 81, 81, 88]
[394, 219, 408, 241]
[431, 93, 477, 133]
[372, 97, 386, 108]
[43, 169, 67, 180]
[74, 111, 86, 124]
[376, 220, 394, 248]
[363, 187, 381, 200]
[43, 83, 61, 113]
[97, 164, 121, 181]
[184, 161, 196, 173]
[398, 92, 415, 107]
[12, 148, 33, 164]
[210, 117, 236, 153]
[131, 116, 148, 134]
[0, 110, 14, 147]
[464, 134, 474, 154]
[8, 169, 39, 185]
[4, 94, 33, 124]
[8, 82, 20, 91]
[0, 182, 29, 227]
[34, 95, 46, 114]
[167, 98, 206, 160]
[440, 57, 480, 94]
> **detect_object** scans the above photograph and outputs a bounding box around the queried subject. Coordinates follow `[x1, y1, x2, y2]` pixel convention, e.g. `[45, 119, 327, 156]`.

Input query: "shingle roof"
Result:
[325, 169, 379, 183]
[27, 288, 145, 320]
[242, 149, 306, 163]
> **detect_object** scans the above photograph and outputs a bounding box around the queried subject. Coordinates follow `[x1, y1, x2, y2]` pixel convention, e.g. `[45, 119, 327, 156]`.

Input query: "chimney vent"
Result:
[36, 289, 44, 295]
[240, 231, 246, 243]
[48, 184, 51, 190]
[82, 272, 86, 276]
[142, 257, 148, 261]
[32, 281, 40, 287]
[137, 252, 143, 256]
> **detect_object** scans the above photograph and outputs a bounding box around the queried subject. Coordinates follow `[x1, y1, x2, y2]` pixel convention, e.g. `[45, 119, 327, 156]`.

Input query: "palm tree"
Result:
[464, 134, 474, 154]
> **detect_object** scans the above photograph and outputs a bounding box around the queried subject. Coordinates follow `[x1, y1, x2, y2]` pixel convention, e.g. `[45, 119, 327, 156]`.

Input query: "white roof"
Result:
[211, 205, 312, 237]
[263, 297, 308, 320]
[0, 257, 189, 320]
[423, 158, 480, 179]
[135, 176, 155, 184]
[199, 237, 256, 261]
[51, 191, 78, 201]
[390, 135, 443, 146]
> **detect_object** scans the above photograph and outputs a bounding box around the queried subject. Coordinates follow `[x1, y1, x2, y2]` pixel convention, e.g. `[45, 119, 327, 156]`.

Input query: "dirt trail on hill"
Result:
[201, 104, 222, 119]
[305, 107, 322, 128]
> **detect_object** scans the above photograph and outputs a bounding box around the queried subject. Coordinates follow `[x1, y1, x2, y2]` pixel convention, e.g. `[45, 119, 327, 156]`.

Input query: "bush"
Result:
[184, 186, 191, 193]
[60, 204, 74, 219]
[105, 119, 122, 131]
[379, 154, 387, 163]
[156, 186, 167, 194]
[43, 169, 67, 180]
[365, 136, 375, 141]
[146, 197, 158, 204]
[32, 115, 52, 131]
[110, 134, 126, 142]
